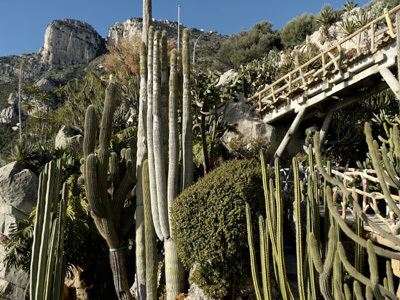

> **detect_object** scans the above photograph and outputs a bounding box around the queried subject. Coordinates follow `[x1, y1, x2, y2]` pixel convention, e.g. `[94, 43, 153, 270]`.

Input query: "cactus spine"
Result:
[30, 159, 68, 300]
[82, 83, 136, 300]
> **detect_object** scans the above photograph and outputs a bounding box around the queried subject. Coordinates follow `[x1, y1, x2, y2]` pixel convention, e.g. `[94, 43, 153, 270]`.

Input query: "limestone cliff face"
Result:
[107, 18, 181, 46]
[39, 19, 106, 65]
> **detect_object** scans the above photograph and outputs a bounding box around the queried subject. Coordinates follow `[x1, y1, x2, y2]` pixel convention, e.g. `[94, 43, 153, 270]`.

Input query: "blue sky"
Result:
[1, 0, 370, 57]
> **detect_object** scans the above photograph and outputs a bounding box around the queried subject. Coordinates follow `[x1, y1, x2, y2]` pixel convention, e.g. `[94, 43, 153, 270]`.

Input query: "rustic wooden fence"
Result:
[247, 5, 400, 114]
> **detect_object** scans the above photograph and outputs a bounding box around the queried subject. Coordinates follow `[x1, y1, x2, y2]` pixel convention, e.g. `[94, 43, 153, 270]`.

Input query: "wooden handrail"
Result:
[248, 4, 400, 107]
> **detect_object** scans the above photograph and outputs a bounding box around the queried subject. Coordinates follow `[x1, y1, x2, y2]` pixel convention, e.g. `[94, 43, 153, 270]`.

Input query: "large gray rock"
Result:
[55, 125, 83, 150]
[0, 106, 17, 124]
[0, 162, 38, 299]
[39, 19, 106, 65]
[221, 94, 281, 158]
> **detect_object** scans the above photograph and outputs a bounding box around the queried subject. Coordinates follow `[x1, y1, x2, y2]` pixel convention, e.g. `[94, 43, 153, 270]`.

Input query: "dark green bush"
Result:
[280, 13, 317, 49]
[213, 21, 282, 71]
[170, 159, 266, 299]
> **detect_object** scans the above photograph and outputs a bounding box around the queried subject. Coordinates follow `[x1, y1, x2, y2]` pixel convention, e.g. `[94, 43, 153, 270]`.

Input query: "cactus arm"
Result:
[153, 30, 170, 239]
[324, 185, 400, 260]
[161, 30, 169, 164]
[365, 285, 374, 300]
[44, 218, 59, 300]
[366, 240, 385, 300]
[146, 27, 163, 241]
[386, 260, 395, 295]
[246, 203, 263, 300]
[259, 215, 272, 300]
[30, 171, 47, 300]
[113, 161, 135, 229]
[111, 152, 121, 191]
[167, 49, 179, 231]
[83, 105, 97, 158]
[343, 283, 351, 300]
[181, 28, 193, 190]
[143, 160, 158, 300]
[85, 154, 107, 218]
[313, 132, 400, 250]
[378, 146, 400, 189]
[365, 123, 400, 218]
[353, 281, 365, 300]
[293, 157, 306, 300]
[35, 161, 56, 300]
[337, 242, 396, 300]
[52, 182, 69, 300]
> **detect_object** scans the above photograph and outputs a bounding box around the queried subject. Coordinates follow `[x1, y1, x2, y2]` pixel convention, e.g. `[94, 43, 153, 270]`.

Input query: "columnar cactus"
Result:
[181, 28, 193, 190]
[136, 41, 149, 300]
[143, 160, 157, 300]
[82, 83, 136, 300]
[30, 159, 68, 300]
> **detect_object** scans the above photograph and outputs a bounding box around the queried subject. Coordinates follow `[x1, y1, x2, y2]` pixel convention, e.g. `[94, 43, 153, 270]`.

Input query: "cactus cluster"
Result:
[30, 159, 68, 300]
[135, 26, 192, 300]
[81, 83, 137, 300]
[246, 120, 400, 300]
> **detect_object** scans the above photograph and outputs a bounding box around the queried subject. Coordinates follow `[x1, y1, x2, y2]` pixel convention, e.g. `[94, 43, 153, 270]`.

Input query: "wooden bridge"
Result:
[247, 5, 400, 159]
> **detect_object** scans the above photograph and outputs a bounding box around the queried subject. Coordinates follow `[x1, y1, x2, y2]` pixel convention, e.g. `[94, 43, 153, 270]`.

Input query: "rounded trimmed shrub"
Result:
[170, 159, 265, 298]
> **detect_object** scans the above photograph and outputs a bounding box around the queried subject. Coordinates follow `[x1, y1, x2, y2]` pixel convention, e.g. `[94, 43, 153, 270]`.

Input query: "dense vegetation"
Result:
[171, 159, 266, 298]
[1, 0, 400, 299]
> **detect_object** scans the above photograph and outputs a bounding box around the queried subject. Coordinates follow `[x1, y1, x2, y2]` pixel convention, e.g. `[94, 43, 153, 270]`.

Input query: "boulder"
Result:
[220, 93, 282, 158]
[0, 106, 17, 124]
[39, 19, 106, 65]
[0, 162, 38, 299]
[55, 125, 83, 150]
[185, 265, 216, 300]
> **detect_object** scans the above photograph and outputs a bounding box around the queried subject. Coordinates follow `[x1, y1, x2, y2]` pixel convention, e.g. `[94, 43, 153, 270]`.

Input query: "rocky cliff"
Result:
[107, 18, 228, 65]
[38, 19, 106, 65]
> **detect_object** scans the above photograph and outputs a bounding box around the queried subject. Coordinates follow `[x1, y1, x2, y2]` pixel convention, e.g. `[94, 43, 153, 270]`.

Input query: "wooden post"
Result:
[370, 21, 375, 51]
[319, 110, 333, 147]
[380, 68, 400, 100]
[385, 8, 395, 38]
[271, 108, 306, 165]
[259, 94, 262, 111]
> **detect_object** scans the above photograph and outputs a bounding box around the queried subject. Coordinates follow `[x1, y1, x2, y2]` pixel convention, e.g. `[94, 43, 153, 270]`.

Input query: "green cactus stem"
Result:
[143, 160, 157, 300]
[181, 28, 193, 190]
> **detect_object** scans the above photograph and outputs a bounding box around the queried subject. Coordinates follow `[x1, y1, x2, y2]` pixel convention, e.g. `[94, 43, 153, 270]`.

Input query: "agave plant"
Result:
[340, 18, 357, 35]
[354, 9, 370, 29]
[343, 0, 359, 12]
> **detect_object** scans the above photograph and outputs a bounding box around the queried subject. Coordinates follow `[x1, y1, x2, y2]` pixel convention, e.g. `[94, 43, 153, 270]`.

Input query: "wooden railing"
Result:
[247, 5, 400, 113]
[330, 167, 400, 231]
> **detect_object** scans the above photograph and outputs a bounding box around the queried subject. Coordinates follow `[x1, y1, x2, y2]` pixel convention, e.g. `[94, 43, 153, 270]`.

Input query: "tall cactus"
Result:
[143, 160, 158, 300]
[181, 28, 193, 190]
[82, 83, 136, 300]
[136, 41, 149, 300]
[30, 159, 68, 300]
[144, 29, 190, 300]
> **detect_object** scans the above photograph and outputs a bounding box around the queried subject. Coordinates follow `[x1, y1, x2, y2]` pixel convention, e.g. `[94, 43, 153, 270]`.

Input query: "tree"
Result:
[102, 37, 141, 111]
[280, 13, 317, 49]
[214, 21, 282, 71]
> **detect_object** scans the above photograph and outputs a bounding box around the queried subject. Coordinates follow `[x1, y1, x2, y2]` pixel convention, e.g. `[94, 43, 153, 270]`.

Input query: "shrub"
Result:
[170, 159, 266, 298]
[213, 21, 282, 71]
[280, 13, 317, 49]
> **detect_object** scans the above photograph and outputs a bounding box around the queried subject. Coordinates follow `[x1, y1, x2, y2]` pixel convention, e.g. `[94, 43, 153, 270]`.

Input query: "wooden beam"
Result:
[319, 111, 333, 147]
[271, 108, 306, 165]
[379, 67, 400, 100]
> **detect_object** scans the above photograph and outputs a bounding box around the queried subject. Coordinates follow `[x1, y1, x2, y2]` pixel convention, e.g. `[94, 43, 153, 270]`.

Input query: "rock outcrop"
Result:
[0, 162, 38, 299]
[216, 71, 283, 158]
[55, 125, 83, 150]
[39, 19, 106, 65]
